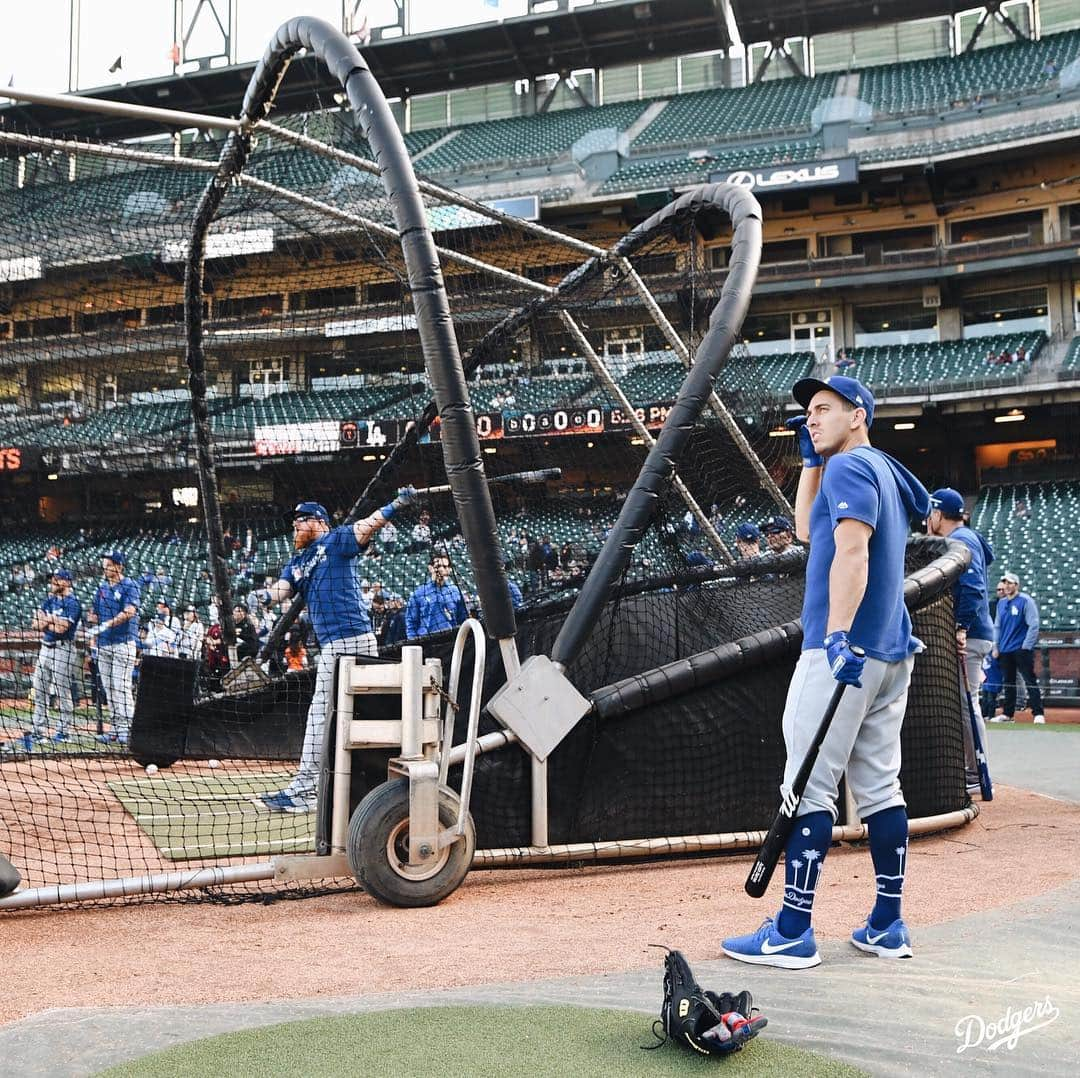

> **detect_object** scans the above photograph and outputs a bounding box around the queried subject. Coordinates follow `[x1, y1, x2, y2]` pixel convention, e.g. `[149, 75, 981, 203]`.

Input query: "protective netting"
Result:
[0, 62, 967, 907]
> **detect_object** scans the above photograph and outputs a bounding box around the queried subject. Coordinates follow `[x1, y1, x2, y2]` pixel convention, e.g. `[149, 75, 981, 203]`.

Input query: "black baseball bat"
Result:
[959, 655, 993, 801]
[410, 467, 562, 497]
[745, 665, 858, 898]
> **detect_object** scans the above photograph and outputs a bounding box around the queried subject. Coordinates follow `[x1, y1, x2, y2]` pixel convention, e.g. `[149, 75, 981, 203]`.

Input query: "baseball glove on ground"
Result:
[647, 947, 767, 1056]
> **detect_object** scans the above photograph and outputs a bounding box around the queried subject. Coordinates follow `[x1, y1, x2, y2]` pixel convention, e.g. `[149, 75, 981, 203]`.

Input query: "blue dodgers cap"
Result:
[792, 375, 875, 428]
[104, 550, 126, 566]
[929, 487, 965, 516]
[52, 568, 73, 581]
[763, 515, 794, 535]
[736, 522, 761, 542]
[289, 501, 330, 524]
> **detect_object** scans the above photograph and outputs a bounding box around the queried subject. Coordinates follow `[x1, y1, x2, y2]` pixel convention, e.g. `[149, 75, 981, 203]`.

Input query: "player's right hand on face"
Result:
[785, 414, 823, 468]
[824, 630, 864, 687]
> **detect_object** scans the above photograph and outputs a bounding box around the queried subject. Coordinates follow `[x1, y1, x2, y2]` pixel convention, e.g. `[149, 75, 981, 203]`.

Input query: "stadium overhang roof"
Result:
[0, 0, 732, 143]
[730, 1, 974, 42]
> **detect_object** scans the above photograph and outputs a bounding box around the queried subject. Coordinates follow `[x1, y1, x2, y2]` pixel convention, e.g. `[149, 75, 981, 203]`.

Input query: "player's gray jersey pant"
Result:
[97, 641, 137, 738]
[286, 633, 378, 803]
[960, 637, 992, 783]
[31, 641, 78, 737]
[782, 648, 916, 821]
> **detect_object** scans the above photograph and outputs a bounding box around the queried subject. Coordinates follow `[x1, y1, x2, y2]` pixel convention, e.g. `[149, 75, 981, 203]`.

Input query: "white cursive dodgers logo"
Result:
[955, 996, 1060, 1053]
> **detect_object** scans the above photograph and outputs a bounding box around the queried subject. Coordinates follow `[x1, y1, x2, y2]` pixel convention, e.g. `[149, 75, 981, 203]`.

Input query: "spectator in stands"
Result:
[151, 566, 172, 593]
[1043, 57, 1059, 78]
[991, 571, 1045, 724]
[763, 515, 795, 554]
[734, 521, 762, 559]
[144, 600, 181, 657]
[834, 350, 855, 373]
[541, 535, 558, 574]
[371, 580, 402, 606]
[284, 627, 308, 672]
[382, 596, 408, 647]
[1015, 346, 1027, 364]
[708, 503, 724, 531]
[202, 624, 230, 694]
[410, 509, 432, 551]
[405, 554, 468, 639]
[1013, 499, 1029, 520]
[378, 517, 399, 555]
[230, 603, 260, 661]
[178, 607, 205, 661]
[997, 347, 1013, 366]
[527, 535, 547, 593]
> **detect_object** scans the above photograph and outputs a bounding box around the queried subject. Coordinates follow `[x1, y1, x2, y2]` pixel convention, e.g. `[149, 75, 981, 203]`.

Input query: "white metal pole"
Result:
[331, 656, 356, 853]
[400, 645, 423, 758]
[0, 85, 242, 131]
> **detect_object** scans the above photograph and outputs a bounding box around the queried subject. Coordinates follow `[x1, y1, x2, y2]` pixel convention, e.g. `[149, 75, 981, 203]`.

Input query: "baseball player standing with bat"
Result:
[723, 375, 930, 969]
[924, 487, 995, 796]
[258, 487, 415, 813]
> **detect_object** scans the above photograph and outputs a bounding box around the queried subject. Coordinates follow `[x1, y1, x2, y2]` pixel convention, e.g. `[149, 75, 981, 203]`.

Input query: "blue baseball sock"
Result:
[776, 810, 832, 939]
[867, 806, 908, 930]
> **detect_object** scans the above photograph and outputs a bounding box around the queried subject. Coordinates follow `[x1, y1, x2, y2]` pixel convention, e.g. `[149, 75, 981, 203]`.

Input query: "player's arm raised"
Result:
[353, 486, 416, 547]
[787, 414, 822, 543]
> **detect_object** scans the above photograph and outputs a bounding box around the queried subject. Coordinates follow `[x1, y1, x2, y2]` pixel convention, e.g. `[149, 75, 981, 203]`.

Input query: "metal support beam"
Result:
[0, 84, 242, 131]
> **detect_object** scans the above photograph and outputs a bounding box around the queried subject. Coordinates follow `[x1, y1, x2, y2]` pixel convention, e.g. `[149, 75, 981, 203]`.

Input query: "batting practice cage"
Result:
[0, 18, 977, 910]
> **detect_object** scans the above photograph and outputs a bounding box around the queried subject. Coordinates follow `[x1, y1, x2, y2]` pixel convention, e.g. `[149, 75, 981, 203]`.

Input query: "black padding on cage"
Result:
[551, 183, 762, 670]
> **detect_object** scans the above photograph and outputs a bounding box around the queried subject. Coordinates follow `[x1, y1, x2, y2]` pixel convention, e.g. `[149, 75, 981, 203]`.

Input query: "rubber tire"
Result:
[347, 778, 474, 908]
[0, 851, 20, 898]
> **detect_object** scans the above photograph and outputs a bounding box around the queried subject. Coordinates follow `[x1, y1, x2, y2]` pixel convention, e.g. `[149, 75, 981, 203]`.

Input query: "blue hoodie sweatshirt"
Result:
[803, 445, 931, 662]
[948, 525, 995, 640]
[994, 590, 1040, 653]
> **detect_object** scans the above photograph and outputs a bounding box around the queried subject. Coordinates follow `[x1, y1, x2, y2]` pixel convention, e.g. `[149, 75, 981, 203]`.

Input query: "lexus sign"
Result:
[713, 157, 858, 194]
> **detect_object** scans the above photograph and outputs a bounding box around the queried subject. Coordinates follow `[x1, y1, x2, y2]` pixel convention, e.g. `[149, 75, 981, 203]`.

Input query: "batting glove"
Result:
[786, 414, 823, 468]
[824, 630, 865, 687]
[392, 485, 417, 510]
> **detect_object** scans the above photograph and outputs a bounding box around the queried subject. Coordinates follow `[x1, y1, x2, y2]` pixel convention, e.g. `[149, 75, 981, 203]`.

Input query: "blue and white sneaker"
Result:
[851, 918, 913, 958]
[722, 915, 821, 969]
[258, 791, 314, 814]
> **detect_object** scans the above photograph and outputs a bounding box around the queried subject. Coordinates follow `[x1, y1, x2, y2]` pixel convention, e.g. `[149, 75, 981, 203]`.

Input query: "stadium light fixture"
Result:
[47, 473, 59, 480]
[483, 447, 497, 455]
[995, 410, 1025, 424]
[769, 427, 795, 437]
[894, 422, 915, 430]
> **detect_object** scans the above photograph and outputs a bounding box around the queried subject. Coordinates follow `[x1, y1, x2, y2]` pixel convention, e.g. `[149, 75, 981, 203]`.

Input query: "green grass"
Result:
[96, 1006, 869, 1078]
[108, 770, 315, 861]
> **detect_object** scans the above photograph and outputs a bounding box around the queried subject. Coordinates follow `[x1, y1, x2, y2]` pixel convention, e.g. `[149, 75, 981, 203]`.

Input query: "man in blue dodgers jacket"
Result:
[405, 553, 468, 639]
[30, 568, 82, 743]
[87, 552, 140, 745]
[723, 375, 930, 969]
[260, 489, 414, 813]
[925, 487, 996, 791]
[992, 571, 1044, 724]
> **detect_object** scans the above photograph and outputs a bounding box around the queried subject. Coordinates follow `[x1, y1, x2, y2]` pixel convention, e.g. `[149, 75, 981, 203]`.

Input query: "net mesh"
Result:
[0, 104, 967, 906]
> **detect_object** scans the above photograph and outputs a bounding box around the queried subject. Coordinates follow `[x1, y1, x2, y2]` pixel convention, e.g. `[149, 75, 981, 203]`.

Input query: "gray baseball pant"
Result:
[285, 632, 378, 804]
[31, 641, 78, 738]
[782, 648, 916, 821]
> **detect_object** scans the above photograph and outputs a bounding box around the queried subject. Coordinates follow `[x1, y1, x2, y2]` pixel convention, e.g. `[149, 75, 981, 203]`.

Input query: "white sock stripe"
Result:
[875, 873, 905, 881]
[876, 889, 904, 898]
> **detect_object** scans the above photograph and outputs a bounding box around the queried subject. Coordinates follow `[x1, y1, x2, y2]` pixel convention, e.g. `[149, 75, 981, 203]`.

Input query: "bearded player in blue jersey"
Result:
[260, 488, 414, 813]
[723, 375, 930, 969]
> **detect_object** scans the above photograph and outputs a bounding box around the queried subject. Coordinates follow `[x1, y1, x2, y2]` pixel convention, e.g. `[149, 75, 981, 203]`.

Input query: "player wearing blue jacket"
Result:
[992, 571, 1044, 724]
[405, 554, 468, 639]
[87, 552, 140, 745]
[260, 489, 415, 813]
[723, 375, 930, 969]
[926, 487, 995, 792]
[30, 568, 82, 742]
